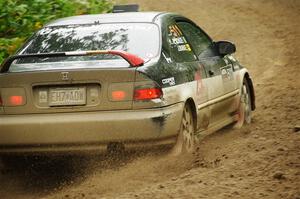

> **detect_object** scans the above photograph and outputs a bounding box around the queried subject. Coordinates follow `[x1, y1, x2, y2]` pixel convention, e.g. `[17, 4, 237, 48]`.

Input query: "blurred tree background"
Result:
[0, 0, 113, 63]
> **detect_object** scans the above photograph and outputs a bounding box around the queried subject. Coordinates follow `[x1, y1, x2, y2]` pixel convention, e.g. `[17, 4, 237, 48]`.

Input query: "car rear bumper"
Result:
[0, 103, 183, 154]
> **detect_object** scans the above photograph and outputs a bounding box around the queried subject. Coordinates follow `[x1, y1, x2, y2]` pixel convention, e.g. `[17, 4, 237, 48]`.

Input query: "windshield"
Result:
[10, 23, 160, 72]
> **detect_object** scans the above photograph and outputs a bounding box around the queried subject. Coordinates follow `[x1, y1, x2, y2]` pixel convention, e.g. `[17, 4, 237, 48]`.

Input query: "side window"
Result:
[176, 22, 213, 58]
[166, 24, 197, 63]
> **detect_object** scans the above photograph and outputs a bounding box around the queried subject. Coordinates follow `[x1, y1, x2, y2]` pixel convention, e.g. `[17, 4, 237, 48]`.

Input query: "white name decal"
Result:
[162, 77, 176, 86]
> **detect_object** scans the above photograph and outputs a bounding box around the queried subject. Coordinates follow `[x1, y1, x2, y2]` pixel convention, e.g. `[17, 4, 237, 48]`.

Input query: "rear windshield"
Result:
[10, 23, 160, 72]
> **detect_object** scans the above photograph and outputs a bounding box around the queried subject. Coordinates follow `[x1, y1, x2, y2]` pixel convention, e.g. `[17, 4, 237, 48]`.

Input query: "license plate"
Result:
[49, 87, 86, 106]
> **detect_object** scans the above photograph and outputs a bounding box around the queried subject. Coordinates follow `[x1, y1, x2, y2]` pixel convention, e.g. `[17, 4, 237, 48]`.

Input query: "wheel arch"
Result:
[185, 98, 197, 130]
[244, 72, 256, 111]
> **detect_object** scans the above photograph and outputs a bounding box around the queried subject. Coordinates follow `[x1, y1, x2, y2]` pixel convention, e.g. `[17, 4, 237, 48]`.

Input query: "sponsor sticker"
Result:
[171, 37, 187, 45]
[177, 44, 192, 52]
[162, 52, 172, 63]
[168, 25, 183, 37]
[168, 25, 192, 52]
[162, 77, 176, 86]
[220, 66, 233, 81]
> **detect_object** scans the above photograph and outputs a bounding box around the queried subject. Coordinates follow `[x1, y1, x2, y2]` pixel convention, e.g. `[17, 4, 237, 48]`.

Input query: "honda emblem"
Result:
[61, 72, 69, 81]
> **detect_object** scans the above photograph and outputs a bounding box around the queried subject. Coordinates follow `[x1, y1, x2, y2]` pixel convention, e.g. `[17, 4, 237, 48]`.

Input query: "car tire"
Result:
[234, 78, 252, 128]
[171, 104, 196, 155]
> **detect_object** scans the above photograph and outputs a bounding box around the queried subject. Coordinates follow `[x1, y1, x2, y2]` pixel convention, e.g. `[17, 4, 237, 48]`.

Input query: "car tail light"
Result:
[9, 95, 24, 106]
[112, 90, 126, 101]
[0, 95, 3, 106]
[134, 88, 163, 100]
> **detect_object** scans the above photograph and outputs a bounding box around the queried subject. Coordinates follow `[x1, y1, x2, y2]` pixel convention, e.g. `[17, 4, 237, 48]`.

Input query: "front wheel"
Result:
[234, 79, 252, 128]
[171, 104, 196, 155]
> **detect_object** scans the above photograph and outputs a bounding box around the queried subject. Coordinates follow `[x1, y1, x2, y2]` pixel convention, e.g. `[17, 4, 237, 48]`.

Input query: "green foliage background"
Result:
[0, 0, 113, 63]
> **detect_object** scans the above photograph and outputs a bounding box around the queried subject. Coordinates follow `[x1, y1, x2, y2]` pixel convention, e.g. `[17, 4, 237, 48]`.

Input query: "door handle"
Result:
[208, 70, 214, 76]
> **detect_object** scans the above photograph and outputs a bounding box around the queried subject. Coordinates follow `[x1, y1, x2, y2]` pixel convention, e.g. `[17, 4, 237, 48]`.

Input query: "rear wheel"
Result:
[234, 79, 252, 128]
[171, 104, 195, 155]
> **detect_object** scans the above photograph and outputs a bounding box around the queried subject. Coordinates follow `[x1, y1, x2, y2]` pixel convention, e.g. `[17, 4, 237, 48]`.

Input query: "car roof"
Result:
[46, 12, 165, 27]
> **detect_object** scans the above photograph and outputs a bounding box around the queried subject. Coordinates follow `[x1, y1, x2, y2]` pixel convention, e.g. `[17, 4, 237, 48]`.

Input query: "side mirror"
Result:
[215, 41, 236, 56]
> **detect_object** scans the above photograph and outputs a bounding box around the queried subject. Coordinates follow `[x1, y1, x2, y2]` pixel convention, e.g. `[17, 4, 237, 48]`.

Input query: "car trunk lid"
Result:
[0, 68, 136, 114]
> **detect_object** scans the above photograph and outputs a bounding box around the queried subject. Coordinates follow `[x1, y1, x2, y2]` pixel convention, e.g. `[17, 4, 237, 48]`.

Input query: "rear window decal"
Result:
[171, 37, 187, 45]
[169, 25, 183, 37]
[168, 25, 192, 52]
[162, 52, 172, 63]
[177, 44, 192, 52]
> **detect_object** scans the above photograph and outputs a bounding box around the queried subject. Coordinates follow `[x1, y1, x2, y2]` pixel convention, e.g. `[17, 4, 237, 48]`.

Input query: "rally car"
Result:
[0, 6, 255, 154]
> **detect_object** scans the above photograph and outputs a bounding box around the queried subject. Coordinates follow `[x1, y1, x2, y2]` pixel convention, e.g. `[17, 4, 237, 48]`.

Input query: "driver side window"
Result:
[176, 22, 215, 58]
[166, 23, 197, 63]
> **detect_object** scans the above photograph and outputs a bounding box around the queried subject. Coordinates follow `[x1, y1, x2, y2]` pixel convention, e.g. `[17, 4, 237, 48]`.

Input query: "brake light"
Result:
[134, 88, 163, 100]
[9, 96, 23, 106]
[0, 95, 2, 106]
[112, 91, 126, 101]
